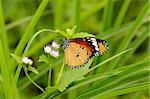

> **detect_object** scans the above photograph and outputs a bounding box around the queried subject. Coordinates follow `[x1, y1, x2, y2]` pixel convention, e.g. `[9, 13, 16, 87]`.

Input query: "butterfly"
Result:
[63, 37, 109, 68]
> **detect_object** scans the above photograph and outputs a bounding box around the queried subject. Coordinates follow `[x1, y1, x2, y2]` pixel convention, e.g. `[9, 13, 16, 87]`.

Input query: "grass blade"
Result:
[76, 58, 149, 98]
[102, 0, 114, 32]
[0, 0, 10, 67]
[119, 26, 149, 66]
[108, 3, 149, 70]
[114, 0, 131, 28]
[0, 41, 13, 98]
[54, 0, 64, 28]
[89, 48, 131, 72]
[97, 82, 149, 98]
[73, 0, 80, 31]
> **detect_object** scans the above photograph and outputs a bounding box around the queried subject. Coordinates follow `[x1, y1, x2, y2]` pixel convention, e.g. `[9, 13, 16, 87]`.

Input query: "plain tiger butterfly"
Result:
[63, 37, 109, 68]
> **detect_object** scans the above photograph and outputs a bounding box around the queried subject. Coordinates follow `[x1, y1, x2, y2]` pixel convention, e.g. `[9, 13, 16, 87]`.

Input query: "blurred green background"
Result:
[0, 0, 149, 99]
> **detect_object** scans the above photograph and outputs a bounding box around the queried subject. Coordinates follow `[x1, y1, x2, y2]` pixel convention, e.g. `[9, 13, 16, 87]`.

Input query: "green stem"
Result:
[11, 29, 54, 92]
[11, 64, 22, 91]
[55, 62, 65, 85]
[48, 55, 52, 86]
[48, 68, 52, 86]
[23, 29, 54, 56]
[24, 68, 45, 93]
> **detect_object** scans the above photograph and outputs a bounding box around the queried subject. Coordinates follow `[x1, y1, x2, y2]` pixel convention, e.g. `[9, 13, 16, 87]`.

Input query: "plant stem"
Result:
[23, 29, 54, 56]
[48, 68, 52, 86]
[48, 55, 52, 86]
[11, 29, 54, 94]
[55, 62, 65, 85]
[11, 64, 22, 91]
[24, 69, 45, 93]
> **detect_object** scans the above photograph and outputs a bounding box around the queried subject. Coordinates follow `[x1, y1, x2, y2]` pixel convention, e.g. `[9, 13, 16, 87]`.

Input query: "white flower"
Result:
[44, 45, 52, 53]
[22, 57, 33, 65]
[51, 41, 60, 49]
[22, 57, 29, 64]
[50, 50, 59, 58]
[28, 59, 33, 65]
[43, 41, 60, 58]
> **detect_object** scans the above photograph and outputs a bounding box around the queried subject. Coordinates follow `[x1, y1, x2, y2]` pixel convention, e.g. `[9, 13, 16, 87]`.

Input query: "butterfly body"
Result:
[64, 37, 109, 68]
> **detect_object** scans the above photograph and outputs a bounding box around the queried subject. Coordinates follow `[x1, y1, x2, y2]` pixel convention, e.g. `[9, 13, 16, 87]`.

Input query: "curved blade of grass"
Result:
[108, 3, 149, 70]
[89, 58, 149, 91]
[48, 58, 149, 98]
[97, 82, 149, 98]
[89, 48, 132, 72]
[92, 70, 149, 98]
[75, 59, 149, 98]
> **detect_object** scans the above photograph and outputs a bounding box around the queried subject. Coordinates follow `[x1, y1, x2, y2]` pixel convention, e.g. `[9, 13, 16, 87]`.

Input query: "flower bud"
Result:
[22, 57, 33, 65]
[44, 45, 52, 53]
[50, 50, 59, 58]
[51, 41, 60, 49]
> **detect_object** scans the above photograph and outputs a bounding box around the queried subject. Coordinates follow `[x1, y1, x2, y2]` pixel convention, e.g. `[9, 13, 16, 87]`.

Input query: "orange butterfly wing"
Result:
[64, 42, 92, 68]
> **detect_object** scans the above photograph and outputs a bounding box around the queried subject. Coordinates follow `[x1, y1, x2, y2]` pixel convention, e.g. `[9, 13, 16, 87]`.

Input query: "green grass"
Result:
[0, 0, 149, 99]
